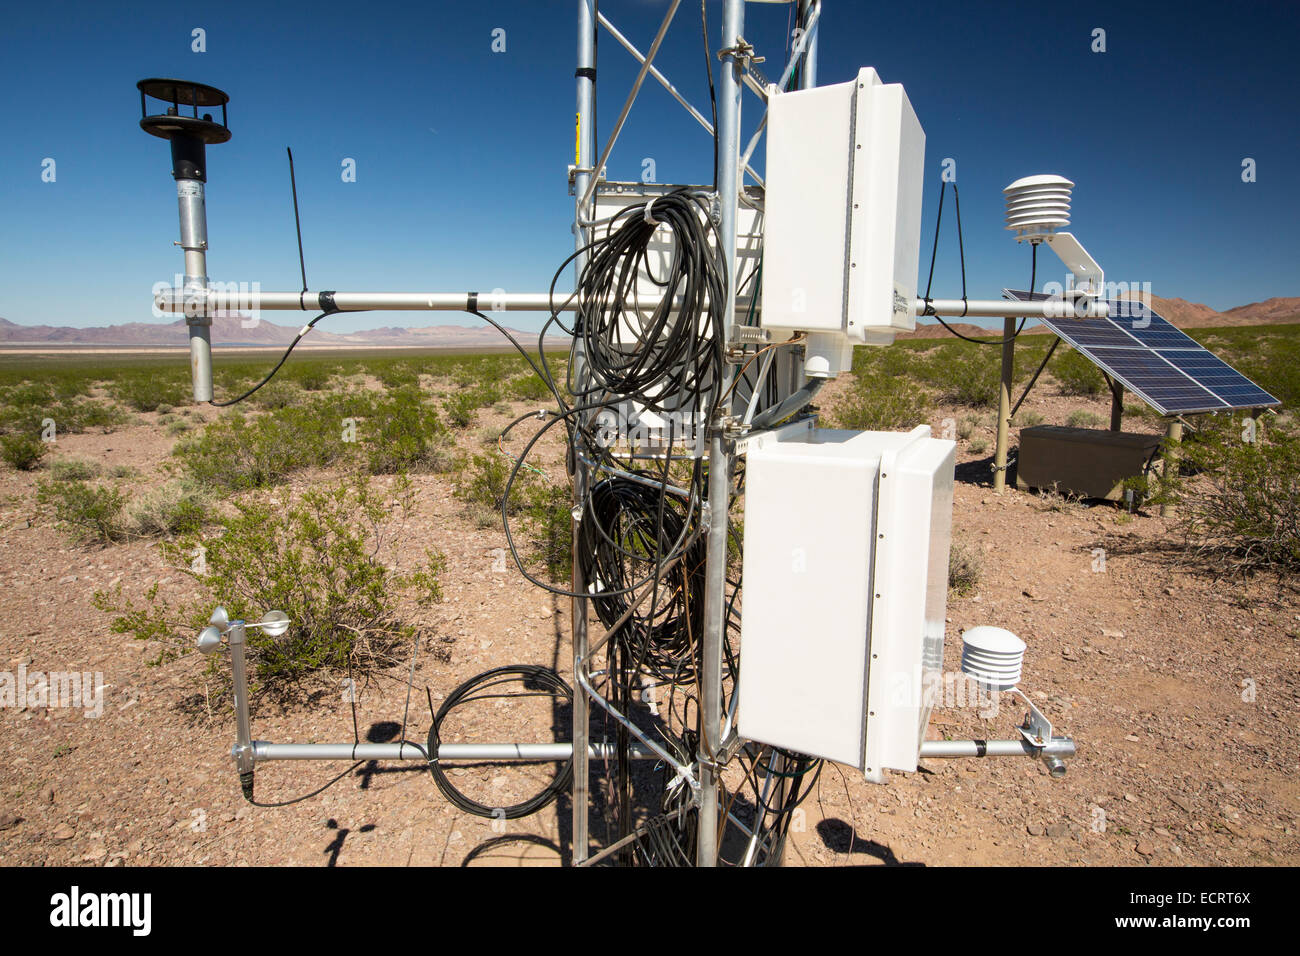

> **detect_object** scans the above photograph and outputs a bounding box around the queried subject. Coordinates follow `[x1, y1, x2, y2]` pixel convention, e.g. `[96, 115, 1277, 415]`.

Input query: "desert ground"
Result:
[0, 335, 1296, 867]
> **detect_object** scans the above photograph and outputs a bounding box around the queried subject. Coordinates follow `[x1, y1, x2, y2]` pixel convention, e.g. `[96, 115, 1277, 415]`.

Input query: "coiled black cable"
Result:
[572, 188, 726, 414]
[426, 665, 573, 820]
[579, 476, 707, 683]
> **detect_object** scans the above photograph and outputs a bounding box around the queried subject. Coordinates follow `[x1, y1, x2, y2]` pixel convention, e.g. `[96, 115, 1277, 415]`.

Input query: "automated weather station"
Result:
[138, 1, 1111, 867]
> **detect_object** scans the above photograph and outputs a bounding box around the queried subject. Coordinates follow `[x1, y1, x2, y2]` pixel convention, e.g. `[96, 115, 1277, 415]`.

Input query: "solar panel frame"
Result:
[1002, 290, 1281, 416]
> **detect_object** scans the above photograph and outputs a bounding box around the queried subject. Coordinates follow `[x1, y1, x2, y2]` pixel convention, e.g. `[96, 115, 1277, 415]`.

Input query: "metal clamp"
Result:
[718, 36, 765, 72]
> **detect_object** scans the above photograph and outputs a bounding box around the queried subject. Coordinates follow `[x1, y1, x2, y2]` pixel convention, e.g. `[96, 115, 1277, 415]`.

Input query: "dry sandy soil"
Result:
[1, 373, 1297, 867]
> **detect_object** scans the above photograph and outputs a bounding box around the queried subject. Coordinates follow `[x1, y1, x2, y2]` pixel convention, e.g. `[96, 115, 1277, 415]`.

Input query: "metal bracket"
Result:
[733, 416, 814, 455]
[717, 415, 748, 441]
[1013, 689, 1054, 749]
[729, 324, 771, 347]
[567, 164, 607, 191]
[716, 731, 745, 765]
[718, 36, 764, 69]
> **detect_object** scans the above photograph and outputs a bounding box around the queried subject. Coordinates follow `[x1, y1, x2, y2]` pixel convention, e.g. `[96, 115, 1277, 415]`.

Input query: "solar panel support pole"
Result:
[993, 317, 1017, 493]
[1160, 419, 1183, 516]
[1109, 380, 1124, 431]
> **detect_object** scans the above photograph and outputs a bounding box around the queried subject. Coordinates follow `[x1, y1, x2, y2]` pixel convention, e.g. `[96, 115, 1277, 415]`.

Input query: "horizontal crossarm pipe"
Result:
[250, 741, 662, 762]
[156, 289, 1103, 320]
[918, 737, 1076, 759]
[251, 737, 1073, 762]
[154, 288, 755, 314]
[920, 298, 1109, 319]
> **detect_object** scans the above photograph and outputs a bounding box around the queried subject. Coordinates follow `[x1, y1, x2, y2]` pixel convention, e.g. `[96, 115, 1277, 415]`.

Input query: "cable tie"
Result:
[643, 199, 660, 226]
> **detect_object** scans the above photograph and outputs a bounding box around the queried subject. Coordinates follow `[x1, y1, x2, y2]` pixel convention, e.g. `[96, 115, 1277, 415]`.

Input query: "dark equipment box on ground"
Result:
[1016, 425, 1163, 501]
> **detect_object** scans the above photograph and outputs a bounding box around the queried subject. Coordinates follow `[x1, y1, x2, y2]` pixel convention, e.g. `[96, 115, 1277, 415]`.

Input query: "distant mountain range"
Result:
[2, 294, 1297, 347]
[0, 312, 567, 349]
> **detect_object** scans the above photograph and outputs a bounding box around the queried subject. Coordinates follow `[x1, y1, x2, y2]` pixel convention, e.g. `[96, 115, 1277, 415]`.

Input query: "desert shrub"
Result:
[0, 394, 127, 438]
[968, 437, 988, 455]
[508, 372, 554, 402]
[1127, 401, 1161, 421]
[286, 363, 333, 391]
[473, 383, 503, 408]
[124, 480, 211, 537]
[1066, 409, 1104, 429]
[915, 346, 1000, 407]
[111, 374, 190, 412]
[2, 434, 49, 470]
[831, 374, 930, 431]
[37, 479, 127, 544]
[454, 453, 520, 513]
[364, 387, 450, 474]
[1162, 419, 1300, 573]
[174, 405, 353, 491]
[60, 400, 131, 433]
[94, 476, 445, 702]
[520, 481, 573, 582]
[165, 418, 192, 436]
[49, 457, 101, 481]
[1014, 410, 1045, 428]
[246, 379, 303, 410]
[444, 392, 478, 429]
[945, 354, 1001, 407]
[948, 543, 981, 595]
[374, 362, 419, 389]
[1052, 348, 1106, 396]
[0, 381, 55, 410]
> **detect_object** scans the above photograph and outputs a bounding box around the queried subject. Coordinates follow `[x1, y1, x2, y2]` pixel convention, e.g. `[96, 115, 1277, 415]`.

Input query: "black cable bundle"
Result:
[579, 476, 707, 684]
[723, 746, 822, 865]
[572, 188, 726, 413]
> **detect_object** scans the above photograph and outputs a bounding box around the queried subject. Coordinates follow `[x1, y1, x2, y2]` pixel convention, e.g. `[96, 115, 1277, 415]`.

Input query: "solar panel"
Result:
[1002, 290, 1281, 416]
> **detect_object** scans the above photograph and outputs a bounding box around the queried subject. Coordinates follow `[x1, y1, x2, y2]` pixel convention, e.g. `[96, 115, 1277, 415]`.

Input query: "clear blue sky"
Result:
[1, 0, 1296, 334]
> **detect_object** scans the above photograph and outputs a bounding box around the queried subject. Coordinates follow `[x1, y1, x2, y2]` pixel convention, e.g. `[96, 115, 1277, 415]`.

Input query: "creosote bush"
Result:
[1159, 418, 1300, 574]
[37, 479, 126, 544]
[2, 434, 48, 471]
[94, 475, 446, 705]
[37, 478, 212, 543]
[49, 457, 101, 481]
[948, 542, 981, 595]
[1052, 348, 1107, 396]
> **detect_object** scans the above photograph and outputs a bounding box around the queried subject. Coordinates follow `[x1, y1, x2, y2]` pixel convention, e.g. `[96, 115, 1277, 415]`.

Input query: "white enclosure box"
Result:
[761, 67, 925, 370]
[737, 426, 955, 782]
